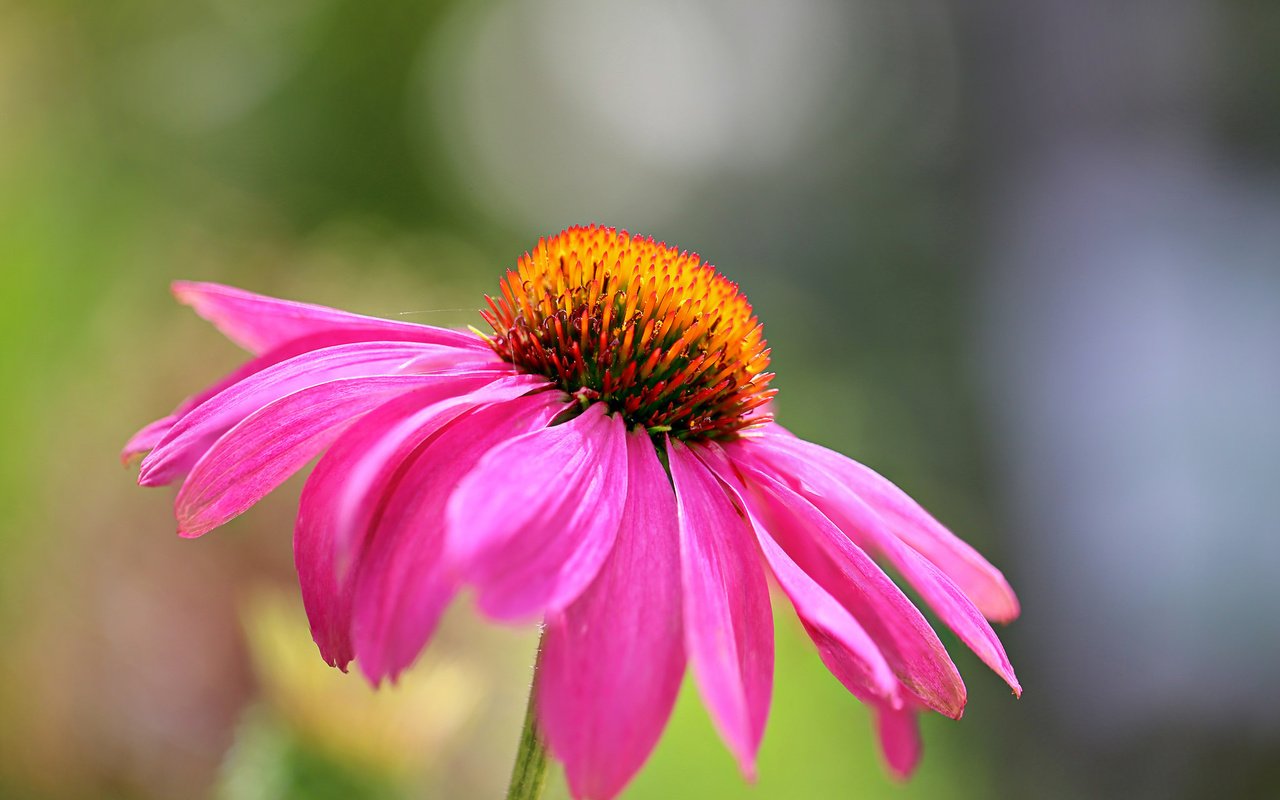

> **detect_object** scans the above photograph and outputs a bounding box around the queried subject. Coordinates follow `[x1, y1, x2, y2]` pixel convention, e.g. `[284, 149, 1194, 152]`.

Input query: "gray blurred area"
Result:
[1, 0, 1276, 798]
[974, 1, 1280, 797]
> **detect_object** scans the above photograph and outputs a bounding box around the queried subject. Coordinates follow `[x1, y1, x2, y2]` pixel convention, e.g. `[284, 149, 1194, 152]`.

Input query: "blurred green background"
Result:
[3, 1, 1278, 798]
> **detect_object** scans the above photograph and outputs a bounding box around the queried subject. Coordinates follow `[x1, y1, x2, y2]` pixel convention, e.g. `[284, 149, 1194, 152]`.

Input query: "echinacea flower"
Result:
[127, 224, 1020, 800]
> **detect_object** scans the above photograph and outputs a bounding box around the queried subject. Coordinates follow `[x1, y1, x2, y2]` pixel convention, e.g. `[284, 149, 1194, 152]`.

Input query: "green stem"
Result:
[505, 634, 549, 800]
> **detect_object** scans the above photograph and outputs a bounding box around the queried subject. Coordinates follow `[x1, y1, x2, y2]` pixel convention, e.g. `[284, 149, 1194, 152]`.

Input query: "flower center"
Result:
[480, 225, 775, 440]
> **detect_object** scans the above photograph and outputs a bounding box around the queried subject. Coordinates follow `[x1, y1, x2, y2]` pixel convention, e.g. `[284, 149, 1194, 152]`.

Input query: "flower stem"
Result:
[505, 635, 549, 800]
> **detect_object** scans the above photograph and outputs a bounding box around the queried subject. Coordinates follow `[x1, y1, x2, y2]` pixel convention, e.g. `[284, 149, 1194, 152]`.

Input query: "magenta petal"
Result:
[445, 404, 628, 622]
[328, 374, 553, 561]
[122, 415, 178, 463]
[296, 445, 367, 670]
[740, 438, 1020, 695]
[755, 431, 1019, 623]
[123, 328, 502, 465]
[176, 372, 504, 537]
[538, 430, 685, 800]
[731, 460, 966, 719]
[351, 391, 569, 683]
[697, 447, 899, 706]
[667, 440, 772, 778]
[881, 545, 1020, 696]
[172, 281, 489, 354]
[292, 382, 519, 670]
[138, 341, 487, 486]
[873, 702, 922, 780]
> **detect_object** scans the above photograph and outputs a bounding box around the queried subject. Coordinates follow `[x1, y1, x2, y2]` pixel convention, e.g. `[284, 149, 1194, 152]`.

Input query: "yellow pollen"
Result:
[480, 225, 776, 440]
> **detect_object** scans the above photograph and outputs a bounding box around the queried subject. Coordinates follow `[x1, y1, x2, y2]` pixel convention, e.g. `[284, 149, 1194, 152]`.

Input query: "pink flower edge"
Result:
[128, 281, 1021, 799]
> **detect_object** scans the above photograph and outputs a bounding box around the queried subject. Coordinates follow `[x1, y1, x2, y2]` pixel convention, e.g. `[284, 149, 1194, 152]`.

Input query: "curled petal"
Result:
[732, 461, 966, 719]
[446, 403, 628, 621]
[873, 701, 923, 780]
[352, 391, 568, 683]
[738, 438, 1020, 695]
[667, 440, 772, 778]
[122, 414, 179, 463]
[175, 373, 499, 537]
[122, 328, 499, 464]
[539, 429, 685, 800]
[172, 280, 488, 354]
[329, 374, 552, 561]
[293, 381, 534, 670]
[138, 341, 491, 486]
[697, 446, 899, 706]
[754, 430, 1019, 623]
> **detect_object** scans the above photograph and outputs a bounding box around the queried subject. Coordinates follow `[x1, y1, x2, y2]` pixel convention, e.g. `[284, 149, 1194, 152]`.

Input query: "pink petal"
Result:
[445, 403, 628, 622]
[328, 374, 553, 561]
[873, 701, 922, 780]
[739, 438, 1021, 695]
[755, 430, 1019, 623]
[122, 329, 491, 463]
[122, 415, 179, 463]
[138, 341, 493, 486]
[351, 391, 569, 683]
[172, 281, 489, 354]
[297, 442, 384, 670]
[175, 372, 505, 537]
[538, 429, 685, 800]
[667, 439, 772, 778]
[696, 446, 899, 707]
[730, 460, 966, 719]
[294, 383, 515, 670]
[882, 545, 1020, 696]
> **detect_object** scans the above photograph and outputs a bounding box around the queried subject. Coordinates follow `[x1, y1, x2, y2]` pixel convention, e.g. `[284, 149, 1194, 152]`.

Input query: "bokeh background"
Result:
[2, 0, 1278, 798]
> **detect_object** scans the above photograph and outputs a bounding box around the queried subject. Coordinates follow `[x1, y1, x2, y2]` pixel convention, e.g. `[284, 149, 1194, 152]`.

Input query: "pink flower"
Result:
[128, 225, 1019, 799]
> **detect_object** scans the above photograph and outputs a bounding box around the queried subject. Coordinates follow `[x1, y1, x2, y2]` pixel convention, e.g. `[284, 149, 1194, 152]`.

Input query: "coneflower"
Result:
[127, 224, 1020, 800]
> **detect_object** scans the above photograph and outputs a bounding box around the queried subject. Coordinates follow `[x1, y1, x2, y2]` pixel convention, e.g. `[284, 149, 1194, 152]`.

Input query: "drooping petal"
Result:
[667, 439, 772, 778]
[731, 460, 966, 719]
[172, 280, 489, 354]
[696, 446, 899, 707]
[295, 486, 356, 669]
[753, 430, 1019, 623]
[293, 382, 518, 670]
[122, 328, 504, 464]
[738, 437, 1020, 695]
[873, 701, 922, 780]
[352, 391, 569, 683]
[175, 372, 504, 537]
[327, 374, 553, 560]
[538, 429, 685, 800]
[445, 403, 628, 622]
[881, 545, 1019, 695]
[139, 341, 493, 486]
[122, 414, 179, 463]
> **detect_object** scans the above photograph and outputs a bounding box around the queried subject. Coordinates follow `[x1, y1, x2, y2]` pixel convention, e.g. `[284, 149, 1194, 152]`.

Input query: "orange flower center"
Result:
[481, 225, 775, 440]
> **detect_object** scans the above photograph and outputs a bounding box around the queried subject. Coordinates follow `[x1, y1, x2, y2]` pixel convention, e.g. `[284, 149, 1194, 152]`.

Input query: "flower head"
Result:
[127, 224, 1019, 799]
[481, 226, 774, 439]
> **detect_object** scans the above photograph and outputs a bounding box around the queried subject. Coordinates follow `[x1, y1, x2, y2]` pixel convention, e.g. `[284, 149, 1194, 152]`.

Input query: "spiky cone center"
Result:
[480, 225, 776, 441]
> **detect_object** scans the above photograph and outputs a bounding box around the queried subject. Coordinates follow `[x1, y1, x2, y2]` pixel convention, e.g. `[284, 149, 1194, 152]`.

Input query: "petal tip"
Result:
[985, 586, 1021, 624]
[886, 762, 918, 782]
[170, 279, 207, 302]
[136, 460, 165, 487]
[923, 682, 966, 721]
[175, 511, 213, 539]
[726, 746, 760, 784]
[356, 659, 384, 687]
